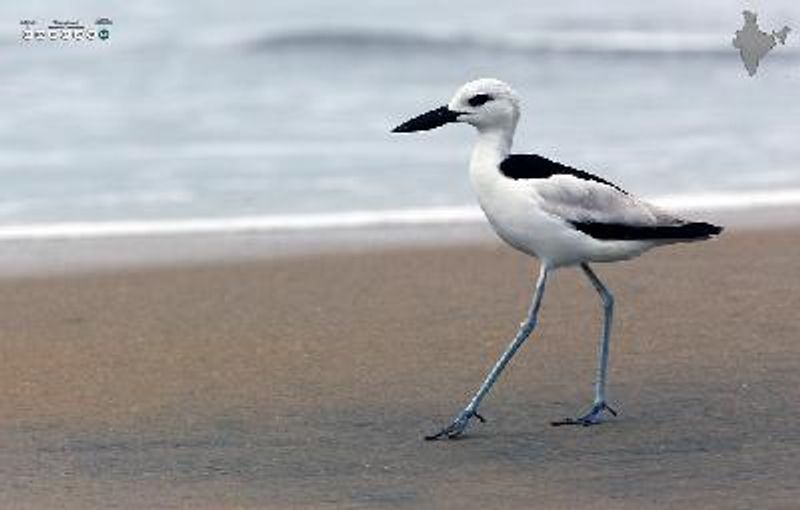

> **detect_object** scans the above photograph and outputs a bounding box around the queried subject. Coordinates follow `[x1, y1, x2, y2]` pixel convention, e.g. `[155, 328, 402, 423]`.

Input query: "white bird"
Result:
[392, 78, 722, 440]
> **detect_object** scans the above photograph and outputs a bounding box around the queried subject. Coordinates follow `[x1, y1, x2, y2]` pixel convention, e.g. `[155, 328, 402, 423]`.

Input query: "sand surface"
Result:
[1, 228, 799, 509]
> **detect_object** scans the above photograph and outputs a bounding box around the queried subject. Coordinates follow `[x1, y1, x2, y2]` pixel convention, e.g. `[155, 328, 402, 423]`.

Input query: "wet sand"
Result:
[1, 227, 799, 509]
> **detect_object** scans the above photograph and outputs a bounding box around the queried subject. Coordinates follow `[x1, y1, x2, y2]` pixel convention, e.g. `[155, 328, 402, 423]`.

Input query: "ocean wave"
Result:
[0, 188, 797, 241]
[249, 28, 798, 57]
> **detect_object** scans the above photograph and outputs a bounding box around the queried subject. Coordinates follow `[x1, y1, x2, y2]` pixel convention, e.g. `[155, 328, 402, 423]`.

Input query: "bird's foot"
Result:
[551, 401, 618, 427]
[424, 408, 486, 440]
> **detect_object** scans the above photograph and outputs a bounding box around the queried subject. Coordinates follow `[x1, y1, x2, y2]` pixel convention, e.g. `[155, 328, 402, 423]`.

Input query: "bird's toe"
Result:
[424, 409, 485, 440]
[551, 402, 618, 427]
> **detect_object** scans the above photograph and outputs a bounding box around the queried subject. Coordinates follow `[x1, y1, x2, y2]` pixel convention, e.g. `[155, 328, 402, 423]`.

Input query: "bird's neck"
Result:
[468, 126, 516, 204]
[470, 126, 514, 173]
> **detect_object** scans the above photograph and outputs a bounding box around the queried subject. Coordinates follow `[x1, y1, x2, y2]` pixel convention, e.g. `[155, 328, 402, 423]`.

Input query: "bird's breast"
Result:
[469, 163, 565, 259]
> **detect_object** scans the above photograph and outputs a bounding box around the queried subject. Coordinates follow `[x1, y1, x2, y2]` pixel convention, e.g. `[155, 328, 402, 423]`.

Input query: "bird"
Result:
[391, 78, 722, 440]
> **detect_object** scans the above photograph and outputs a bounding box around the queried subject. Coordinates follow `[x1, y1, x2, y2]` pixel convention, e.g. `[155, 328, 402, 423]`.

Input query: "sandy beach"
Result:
[1, 226, 799, 509]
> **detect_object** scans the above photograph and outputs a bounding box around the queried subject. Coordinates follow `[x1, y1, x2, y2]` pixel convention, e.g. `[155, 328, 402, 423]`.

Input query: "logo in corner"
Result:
[732, 10, 791, 76]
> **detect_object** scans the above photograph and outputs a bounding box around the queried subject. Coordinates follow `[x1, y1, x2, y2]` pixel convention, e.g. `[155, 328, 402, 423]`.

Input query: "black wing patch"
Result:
[570, 221, 723, 241]
[499, 154, 627, 194]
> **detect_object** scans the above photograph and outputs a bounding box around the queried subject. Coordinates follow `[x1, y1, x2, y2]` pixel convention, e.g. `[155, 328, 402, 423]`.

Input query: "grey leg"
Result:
[552, 263, 618, 427]
[426, 264, 550, 440]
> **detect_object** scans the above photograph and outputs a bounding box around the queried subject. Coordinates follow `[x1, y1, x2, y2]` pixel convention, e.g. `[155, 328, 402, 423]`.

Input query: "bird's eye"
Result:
[468, 94, 493, 107]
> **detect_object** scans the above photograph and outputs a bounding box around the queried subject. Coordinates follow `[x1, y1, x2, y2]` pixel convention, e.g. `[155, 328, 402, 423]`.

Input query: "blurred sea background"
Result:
[0, 0, 798, 237]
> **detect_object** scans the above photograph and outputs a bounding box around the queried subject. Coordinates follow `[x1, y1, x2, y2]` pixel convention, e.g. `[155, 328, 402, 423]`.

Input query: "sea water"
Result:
[0, 0, 798, 237]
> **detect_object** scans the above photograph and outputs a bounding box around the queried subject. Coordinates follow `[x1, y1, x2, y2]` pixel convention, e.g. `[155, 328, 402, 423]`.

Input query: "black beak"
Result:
[391, 106, 460, 133]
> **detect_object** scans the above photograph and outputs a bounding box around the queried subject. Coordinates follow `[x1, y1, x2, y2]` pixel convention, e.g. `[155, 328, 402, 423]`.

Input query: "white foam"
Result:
[0, 188, 797, 241]
[651, 188, 800, 211]
[0, 207, 484, 241]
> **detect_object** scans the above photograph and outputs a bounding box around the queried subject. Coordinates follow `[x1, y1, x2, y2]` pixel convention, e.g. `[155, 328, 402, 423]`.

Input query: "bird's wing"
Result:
[501, 154, 722, 240]
[501, 154, 723, 240]
[530, 173, 681, 227]
[501, 154, 681, 227]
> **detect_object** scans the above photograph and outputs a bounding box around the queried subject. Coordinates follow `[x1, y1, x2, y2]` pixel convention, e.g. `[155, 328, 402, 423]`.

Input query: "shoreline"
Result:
[2, 189, 800, 241]
[0, 203, 797, 278]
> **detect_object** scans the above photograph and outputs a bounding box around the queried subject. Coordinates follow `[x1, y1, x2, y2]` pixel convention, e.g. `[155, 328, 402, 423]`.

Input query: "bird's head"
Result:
[392, 78, 520, 134]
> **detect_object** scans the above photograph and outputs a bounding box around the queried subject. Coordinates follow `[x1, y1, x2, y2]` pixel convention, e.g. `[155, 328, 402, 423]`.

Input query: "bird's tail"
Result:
[570, 221, 723, 242]
[641, 221, 724, 247]
[670, 221, 724, 239]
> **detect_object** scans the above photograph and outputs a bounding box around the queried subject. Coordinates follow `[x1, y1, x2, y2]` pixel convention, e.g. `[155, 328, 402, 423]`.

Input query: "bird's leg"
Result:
[425, 265, 550, 440]
[552, 263, 618, 427]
